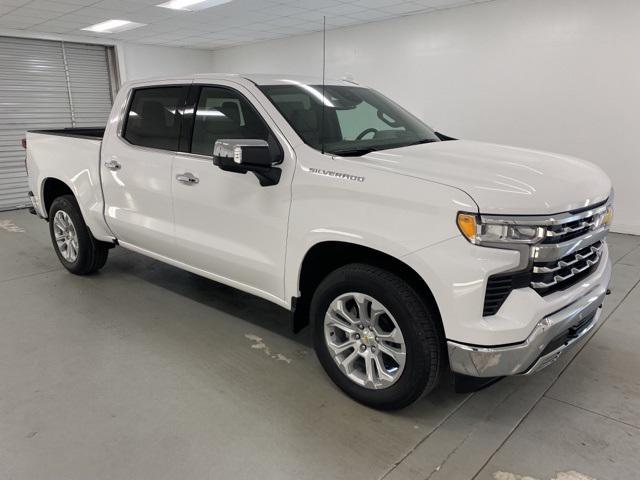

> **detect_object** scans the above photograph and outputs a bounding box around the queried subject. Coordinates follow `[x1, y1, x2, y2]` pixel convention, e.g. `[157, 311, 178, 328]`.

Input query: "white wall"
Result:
[211, 0, 639, 235]
[116, 42, 212, 82]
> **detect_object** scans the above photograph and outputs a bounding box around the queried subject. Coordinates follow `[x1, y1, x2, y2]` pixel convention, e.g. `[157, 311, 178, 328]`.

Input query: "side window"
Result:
[123, 87, 186, 151]
[264, 91, 321, 146]
[191, 86, 269, 156]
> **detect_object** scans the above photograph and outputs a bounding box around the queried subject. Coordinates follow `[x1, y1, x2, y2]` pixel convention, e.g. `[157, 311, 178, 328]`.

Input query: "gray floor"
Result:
[1, 208, 639, 480]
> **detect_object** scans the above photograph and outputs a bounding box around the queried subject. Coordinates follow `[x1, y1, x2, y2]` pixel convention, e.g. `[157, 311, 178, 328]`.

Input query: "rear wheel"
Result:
[311, 263, 444, 410]
[49, 195, 109, 275]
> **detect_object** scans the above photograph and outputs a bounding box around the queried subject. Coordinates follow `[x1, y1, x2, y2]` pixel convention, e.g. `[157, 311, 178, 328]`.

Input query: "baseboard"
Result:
[611, 223, 640, 236]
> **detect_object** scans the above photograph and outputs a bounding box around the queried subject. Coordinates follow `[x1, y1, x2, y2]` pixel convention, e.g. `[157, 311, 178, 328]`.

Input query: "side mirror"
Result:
[213, 139, 281, 186]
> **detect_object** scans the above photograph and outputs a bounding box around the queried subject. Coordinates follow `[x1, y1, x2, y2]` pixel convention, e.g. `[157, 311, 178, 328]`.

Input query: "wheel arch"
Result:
[41, 177, 74, 218]
[292, 241, 443, 335]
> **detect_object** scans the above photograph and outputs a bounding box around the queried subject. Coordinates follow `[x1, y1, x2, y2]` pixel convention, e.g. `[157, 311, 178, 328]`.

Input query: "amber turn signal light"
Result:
[457, 213, 478, 242]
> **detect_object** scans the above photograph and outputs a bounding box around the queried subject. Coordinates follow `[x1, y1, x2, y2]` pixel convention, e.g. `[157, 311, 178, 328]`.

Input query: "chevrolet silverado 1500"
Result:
[26, 74, 613, 409]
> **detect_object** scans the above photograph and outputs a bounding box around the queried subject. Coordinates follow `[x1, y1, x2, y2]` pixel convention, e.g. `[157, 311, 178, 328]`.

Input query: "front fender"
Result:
[284, 151, 478, 302]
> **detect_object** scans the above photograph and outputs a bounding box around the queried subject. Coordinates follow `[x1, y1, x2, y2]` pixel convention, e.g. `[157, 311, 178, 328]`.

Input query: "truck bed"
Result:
[28, 127, 105, 140]
[26, 128, 113, 241]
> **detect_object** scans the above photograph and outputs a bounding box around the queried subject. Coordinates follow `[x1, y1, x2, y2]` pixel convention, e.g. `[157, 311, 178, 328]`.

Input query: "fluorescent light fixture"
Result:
[82, 19, 146, 33]
[157, 0, 233, 12]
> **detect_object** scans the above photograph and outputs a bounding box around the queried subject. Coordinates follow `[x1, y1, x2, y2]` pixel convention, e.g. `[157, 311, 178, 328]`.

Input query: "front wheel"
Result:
[311, 263, 444, 410]
[49, 195, 109, 275]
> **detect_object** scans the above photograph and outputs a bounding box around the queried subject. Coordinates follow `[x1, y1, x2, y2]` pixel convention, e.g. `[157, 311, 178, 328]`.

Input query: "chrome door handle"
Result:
[176, 172, 199, 185]
[104, 160, 121, 171]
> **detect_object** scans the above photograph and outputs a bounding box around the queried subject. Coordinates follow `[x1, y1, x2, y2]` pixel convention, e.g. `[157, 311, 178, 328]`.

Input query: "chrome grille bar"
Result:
[531, 228, 608, 263]
[545, 220, 598, 238]
[533, 242, 604, 273]
[531, 255, 602, 289]
[480, 202, 608, 227]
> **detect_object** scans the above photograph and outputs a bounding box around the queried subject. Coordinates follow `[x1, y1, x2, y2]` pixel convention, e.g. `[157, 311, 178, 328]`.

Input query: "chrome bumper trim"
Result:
[447, 260, 611, 377]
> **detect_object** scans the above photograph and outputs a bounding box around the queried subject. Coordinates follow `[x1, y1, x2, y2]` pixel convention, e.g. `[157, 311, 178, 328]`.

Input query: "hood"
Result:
[357, 140, 611, 215]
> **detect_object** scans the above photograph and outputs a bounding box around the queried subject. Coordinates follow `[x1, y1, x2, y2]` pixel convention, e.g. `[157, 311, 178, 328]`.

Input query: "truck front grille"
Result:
[483, 239, 605, 316]
[530, 241, 604, 295]
[481, 201, 610, 316]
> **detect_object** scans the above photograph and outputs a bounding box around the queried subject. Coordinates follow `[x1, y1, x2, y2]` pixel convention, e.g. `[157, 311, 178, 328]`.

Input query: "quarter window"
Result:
[123, 87, 187, 151]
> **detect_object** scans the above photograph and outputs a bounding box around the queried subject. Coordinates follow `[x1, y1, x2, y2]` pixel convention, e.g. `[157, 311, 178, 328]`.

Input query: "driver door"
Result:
[171, 82, 293, 302]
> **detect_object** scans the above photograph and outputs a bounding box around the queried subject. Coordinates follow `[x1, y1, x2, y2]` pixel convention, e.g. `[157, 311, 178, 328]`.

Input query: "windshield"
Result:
[259, 84, 440, 156]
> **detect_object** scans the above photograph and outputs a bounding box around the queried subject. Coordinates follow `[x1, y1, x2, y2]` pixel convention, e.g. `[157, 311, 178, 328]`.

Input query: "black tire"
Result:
[311, 263, 444, 410]
[48, 195, 109, 275]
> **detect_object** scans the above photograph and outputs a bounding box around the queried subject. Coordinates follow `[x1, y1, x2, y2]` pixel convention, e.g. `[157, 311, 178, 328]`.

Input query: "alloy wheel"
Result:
[323, 292, 407, 389]
[53, 210, 79, 262]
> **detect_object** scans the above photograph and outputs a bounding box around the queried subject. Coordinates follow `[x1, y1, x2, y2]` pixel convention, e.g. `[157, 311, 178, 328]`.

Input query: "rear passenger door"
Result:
[101, 84, 188, 256]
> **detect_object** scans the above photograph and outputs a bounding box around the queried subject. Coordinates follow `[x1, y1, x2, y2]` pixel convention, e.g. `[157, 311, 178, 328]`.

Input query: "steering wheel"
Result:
[355, 128, 378, 140]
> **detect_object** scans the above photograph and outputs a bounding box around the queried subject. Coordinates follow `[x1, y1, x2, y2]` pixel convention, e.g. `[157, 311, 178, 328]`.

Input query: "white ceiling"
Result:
[0, 0, 488, 49]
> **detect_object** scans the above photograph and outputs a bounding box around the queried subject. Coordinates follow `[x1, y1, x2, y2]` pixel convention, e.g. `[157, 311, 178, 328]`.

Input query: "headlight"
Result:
[603, 205, 613, 227]
[457, 212, 546, 245]
[603, 189, 614, 227]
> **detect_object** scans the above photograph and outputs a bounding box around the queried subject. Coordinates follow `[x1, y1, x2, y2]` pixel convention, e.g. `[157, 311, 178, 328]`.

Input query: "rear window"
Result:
[123, 86, 187, 151]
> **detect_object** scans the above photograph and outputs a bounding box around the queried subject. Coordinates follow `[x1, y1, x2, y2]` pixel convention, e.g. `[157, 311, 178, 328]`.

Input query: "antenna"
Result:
[321, 15, 326, 155]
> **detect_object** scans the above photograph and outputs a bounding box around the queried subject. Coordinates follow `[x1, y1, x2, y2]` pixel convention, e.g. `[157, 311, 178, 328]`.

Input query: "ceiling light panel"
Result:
[156, 0, 233, 12]
[4, 0, 488, 49]
[82, 19, 146, 33]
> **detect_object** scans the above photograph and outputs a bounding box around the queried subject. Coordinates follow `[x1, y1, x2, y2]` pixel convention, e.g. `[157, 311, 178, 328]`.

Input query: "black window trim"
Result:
[120, 84, 190, 153]
[181, 83, 284, 163]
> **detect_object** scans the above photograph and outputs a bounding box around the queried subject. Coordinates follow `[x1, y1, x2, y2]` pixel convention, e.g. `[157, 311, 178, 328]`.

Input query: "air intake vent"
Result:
[483, 271, 531, 316]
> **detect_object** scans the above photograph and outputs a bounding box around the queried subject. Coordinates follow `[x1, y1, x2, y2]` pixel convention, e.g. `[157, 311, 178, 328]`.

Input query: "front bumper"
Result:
[447, 257, 611, 377]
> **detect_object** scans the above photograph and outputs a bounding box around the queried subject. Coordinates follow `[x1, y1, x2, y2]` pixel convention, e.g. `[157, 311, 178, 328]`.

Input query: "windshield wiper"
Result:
[332, 138, 438, 156]
[331, 138, 438, 157]
[330, 147, 379, 157]
[405, 138, 437, 147]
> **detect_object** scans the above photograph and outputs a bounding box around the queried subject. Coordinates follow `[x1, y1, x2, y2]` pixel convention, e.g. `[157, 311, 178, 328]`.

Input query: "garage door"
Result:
[0, 36, 116, 211]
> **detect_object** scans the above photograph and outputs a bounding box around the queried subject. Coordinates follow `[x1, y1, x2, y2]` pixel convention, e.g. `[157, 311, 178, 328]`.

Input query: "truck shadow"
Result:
[101, 246, 471, 411]
[104, 246, 310, 346]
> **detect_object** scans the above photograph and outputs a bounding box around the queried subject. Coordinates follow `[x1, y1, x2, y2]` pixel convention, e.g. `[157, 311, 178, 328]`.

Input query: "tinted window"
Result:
[191, 87, 270, 156]
[123, 87, 186, 150]
[259, 85, 439, 156]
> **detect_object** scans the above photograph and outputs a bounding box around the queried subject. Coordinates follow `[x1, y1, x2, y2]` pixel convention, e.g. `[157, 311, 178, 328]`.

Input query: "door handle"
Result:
[176, 172, 199, 185]
[104, 159, 121, 171]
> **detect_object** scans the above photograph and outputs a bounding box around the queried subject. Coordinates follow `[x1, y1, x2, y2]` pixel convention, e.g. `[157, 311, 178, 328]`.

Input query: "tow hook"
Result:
[600, 288, 612, 309]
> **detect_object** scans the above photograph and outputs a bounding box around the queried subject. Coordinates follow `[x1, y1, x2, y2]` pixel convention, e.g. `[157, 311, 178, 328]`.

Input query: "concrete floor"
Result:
[1, 208, 639, 480]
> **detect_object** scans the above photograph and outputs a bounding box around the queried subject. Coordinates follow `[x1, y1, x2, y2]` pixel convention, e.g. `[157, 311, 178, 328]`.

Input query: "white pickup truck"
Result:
[26, 74, 613, 410]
